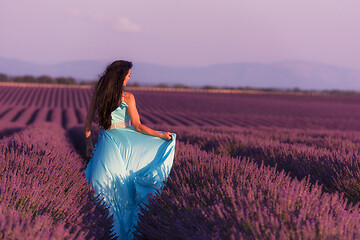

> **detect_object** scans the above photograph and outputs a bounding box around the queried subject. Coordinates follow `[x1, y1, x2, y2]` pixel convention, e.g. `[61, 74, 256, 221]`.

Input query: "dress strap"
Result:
[122, 91, 125, 102]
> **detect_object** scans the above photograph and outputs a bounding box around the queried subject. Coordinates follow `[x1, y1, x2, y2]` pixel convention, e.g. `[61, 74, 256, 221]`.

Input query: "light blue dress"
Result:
[85, 92, 176, 240]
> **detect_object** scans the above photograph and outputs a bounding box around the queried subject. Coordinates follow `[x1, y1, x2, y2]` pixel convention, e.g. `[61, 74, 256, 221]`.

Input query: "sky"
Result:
[0, 0, 359, 70]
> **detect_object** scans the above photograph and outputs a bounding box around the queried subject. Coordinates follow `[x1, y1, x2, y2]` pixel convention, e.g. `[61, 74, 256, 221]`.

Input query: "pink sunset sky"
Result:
[0, 0, 359, 70]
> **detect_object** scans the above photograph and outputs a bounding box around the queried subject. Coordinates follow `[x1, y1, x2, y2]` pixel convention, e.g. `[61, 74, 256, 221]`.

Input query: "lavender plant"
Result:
[2, 85, 360, 239]
[135, 142, 360, 239]
[162, 125, 360, 203]
[0, 123, 116, 239]
[1, 85, 360, 131]
[0, 203, 86, 239]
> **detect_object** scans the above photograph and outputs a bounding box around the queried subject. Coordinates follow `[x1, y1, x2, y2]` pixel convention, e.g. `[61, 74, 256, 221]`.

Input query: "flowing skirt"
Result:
[85, 126, 176, 240]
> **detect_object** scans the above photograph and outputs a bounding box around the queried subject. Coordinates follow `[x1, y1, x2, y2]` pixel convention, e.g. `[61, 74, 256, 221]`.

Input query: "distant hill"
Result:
[1, 57, 360, 91]
[0, 57, 107, 82]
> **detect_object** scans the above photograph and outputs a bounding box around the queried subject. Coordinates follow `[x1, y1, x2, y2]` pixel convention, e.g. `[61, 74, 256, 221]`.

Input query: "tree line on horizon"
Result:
[0, 72, 358, 95]
[0, 72, 240, 89]
[0, 73, 76, 85]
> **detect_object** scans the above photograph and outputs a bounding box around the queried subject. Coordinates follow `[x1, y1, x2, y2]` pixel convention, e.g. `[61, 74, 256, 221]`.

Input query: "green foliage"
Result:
[37, 75, 55, 84]
[55, 77, 76, 85]
[0, 73, 8, 82]
[1, 72, 359, 96]
[201, 85, 219, 89]
[173, 84, 190, 89]
[79, 80, 97, 85]
[127, 81, 141, 87]
[13, 75, 36, 83]
[1, 74, 77, 85]
[154, 83, 170, 88]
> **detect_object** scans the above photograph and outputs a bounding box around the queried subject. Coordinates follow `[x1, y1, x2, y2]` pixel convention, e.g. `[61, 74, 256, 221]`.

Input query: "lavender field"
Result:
[1, 84, 360, 239]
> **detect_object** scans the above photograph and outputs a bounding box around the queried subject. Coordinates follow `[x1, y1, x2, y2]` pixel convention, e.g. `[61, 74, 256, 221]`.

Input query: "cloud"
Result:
[66, 9, 141, 33]
[113, 17, 141, 33]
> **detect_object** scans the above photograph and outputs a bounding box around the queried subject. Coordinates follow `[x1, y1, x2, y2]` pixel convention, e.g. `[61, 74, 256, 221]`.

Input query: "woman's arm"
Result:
[84, 90, 97, 156]
[126, 92, 173, 140]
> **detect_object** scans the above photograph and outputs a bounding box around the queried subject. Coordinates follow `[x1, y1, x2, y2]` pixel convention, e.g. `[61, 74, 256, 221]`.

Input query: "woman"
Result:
[84, 60, 176, 240]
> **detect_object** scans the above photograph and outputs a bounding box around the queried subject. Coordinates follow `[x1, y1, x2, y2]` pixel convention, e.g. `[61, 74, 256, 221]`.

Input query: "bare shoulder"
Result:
[125, 91, 134, 99]
[124, 91, 135, 104]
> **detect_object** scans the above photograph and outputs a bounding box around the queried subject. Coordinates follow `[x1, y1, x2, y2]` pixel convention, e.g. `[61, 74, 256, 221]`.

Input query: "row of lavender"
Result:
[156, 125, 360, 203]
[0, 107, 87, 129]
[1, 85, 360, 130]
[2, 85, 360, 114]
[0, 124, 115, 239]
[1, 124, 360, 238]
[136, 142, 360, 239]
[67, 124, 360, 239]
[0, 86, 91, 109]
[2, 84, 360, 238]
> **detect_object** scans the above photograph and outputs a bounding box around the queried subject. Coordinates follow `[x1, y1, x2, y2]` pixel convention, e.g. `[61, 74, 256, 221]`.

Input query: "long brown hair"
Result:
[94, 60, 133, 129]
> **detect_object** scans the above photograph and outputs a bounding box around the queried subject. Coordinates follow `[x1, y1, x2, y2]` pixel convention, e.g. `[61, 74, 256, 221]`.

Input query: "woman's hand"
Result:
[161, 132, 174, 141]
[86, 142, 95, 157]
